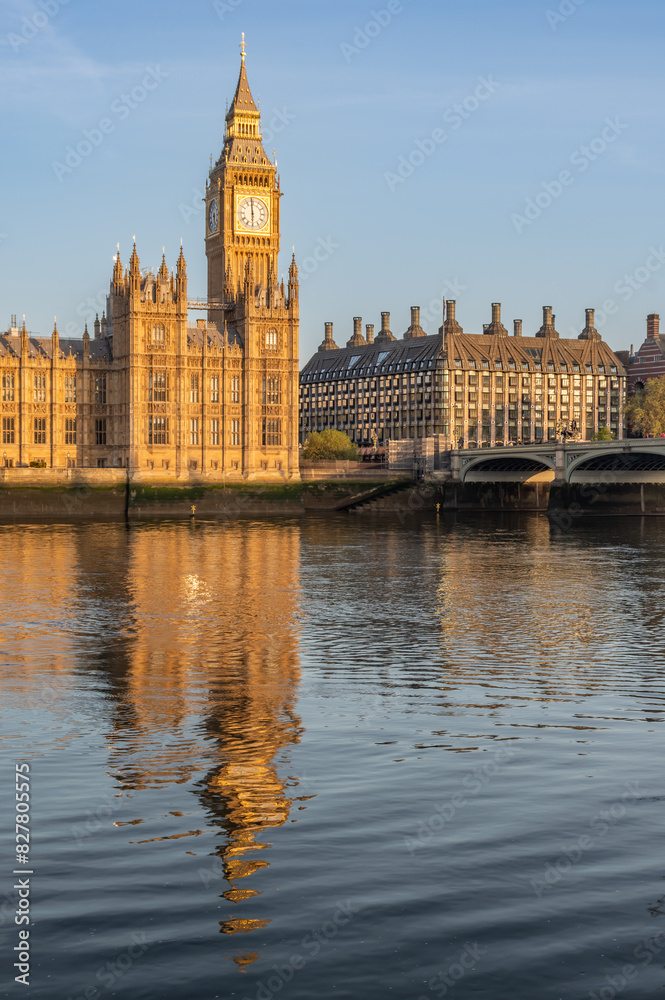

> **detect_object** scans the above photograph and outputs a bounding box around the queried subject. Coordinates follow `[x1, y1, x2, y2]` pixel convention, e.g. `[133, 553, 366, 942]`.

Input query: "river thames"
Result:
[1, 513, 664, 1000]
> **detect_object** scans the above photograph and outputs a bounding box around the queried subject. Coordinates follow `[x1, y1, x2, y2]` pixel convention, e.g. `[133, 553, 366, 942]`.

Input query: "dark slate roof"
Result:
[301, 334, 444, 380]
[302, 328, 626, 380]
[187, 326, 243, 349]
[443, 331, 625, 375]
[0, 337, 20, 358]
[0, 336, 113, 362]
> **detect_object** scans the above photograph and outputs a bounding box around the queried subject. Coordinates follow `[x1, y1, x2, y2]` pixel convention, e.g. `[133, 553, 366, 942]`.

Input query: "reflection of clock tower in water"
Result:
[206, 35, 283, 316]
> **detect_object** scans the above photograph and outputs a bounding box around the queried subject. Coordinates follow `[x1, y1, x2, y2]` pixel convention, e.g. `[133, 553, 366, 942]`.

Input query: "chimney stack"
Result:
[318, 321, 339, 352]
[347, 316, 366, 348]
[579, 307, 600, 342]
[514, 319, 522, 338]
[536, 305, 559, 339]
[366, 324, 374, 344]
[647, 313, 660, 340]
[485, 302, 507, 336]
[405, 306, 426, 339]
[375, 311, 396, 343]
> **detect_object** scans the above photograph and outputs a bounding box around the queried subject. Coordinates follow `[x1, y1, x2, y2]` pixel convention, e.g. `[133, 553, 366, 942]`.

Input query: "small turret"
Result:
[52, 318, 59, 356]
[245, 255, 256, 288]
[177, 243, 187, 303]
[158, 251, 169, 282]
[129, 241, 141, 296]
[266, 259, 276, 304]
[224, 261, 234, 302]
[94, 313, 101, 339]
[129, 242, 140, 274]
[288, 252, 299, 305]
[83, 321, 90, 357]
[113, 246, 124, 286]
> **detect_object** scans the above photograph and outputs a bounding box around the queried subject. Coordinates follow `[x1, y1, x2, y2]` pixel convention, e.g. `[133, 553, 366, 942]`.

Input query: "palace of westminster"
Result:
[0, 42, 644, 474]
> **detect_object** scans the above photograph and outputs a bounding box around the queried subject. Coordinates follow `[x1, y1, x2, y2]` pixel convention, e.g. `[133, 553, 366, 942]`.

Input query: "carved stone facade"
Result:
[0, 44, 300, 480]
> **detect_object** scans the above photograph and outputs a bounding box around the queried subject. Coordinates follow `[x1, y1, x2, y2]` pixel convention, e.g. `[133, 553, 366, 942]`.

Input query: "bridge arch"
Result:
[568, 448, 665, 483]
[462, 454, 555, 483]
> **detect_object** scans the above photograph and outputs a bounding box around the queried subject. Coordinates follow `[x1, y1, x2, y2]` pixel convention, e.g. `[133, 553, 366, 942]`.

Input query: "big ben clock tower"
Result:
[206, 34, 282, 315]
[202, 36, 300, 482]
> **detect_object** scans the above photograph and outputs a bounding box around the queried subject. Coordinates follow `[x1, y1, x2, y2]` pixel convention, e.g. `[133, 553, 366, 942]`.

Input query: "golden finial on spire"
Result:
[241, 32, 246, 62]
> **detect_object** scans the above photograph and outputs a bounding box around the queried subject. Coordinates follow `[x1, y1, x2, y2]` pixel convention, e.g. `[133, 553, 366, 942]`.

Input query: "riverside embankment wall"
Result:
[3, 470, 665, 519]
[0, 470, 410, 520]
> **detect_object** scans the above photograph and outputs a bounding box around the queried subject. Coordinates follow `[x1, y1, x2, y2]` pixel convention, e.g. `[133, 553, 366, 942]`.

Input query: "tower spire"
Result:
[227, 36, 259, 117]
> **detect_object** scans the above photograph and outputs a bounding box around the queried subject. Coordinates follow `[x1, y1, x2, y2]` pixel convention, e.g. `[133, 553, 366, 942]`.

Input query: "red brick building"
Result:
[626, 314, 665, 393]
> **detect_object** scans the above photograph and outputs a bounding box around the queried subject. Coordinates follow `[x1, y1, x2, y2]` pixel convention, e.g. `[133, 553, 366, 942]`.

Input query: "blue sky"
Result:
[1, 0, 664, 359]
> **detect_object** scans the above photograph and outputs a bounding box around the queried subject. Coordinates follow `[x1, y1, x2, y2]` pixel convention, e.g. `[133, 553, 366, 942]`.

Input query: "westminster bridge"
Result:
[450, 439, 665, 485]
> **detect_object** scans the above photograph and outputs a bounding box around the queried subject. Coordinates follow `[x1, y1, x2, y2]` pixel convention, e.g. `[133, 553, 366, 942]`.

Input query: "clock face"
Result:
[238, 196, 269, 231]
[208, 200, 219, 233]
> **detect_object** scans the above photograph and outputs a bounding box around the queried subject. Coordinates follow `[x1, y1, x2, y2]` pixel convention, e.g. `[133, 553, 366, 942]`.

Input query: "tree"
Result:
[591, 426, 615, 441]
[625, 376, 665, 437]
[302, 430, 360, 461]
